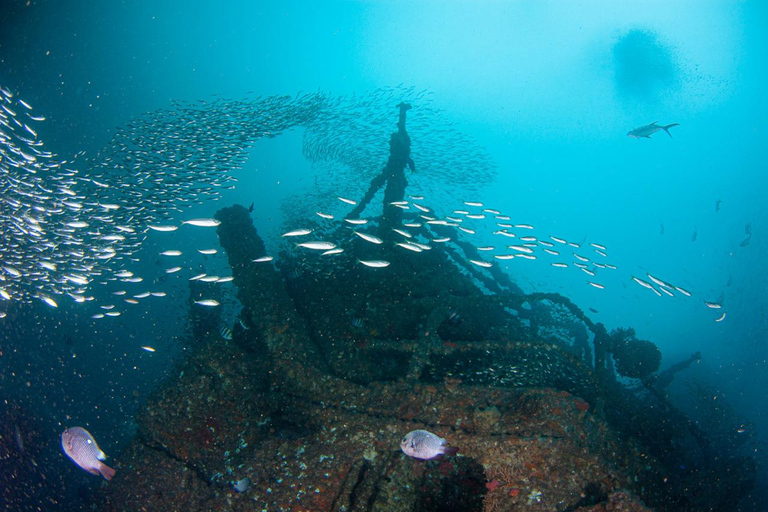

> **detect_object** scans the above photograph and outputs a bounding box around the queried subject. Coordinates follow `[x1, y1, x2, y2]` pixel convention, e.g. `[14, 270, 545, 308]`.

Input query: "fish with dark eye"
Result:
[61, 427, 115, 480]
[400, 429, 458, 460]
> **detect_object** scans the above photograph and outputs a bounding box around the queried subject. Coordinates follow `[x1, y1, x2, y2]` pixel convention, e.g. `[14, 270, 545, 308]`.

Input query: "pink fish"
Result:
[400, 429, 458, 460]
[61, 427, 115, 480]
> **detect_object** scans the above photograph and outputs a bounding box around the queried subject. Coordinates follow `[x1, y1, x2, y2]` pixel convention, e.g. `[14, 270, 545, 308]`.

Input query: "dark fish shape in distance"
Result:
[627, 122, 680, 139]
[61, 427, 116, 480]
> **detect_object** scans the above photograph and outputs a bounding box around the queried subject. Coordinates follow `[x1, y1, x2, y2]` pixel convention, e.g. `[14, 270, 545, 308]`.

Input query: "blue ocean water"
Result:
[0, 1, 765, 510]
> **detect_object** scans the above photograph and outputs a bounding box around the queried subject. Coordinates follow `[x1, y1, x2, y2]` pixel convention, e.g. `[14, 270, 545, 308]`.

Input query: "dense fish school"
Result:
[0, 84, 721, 323]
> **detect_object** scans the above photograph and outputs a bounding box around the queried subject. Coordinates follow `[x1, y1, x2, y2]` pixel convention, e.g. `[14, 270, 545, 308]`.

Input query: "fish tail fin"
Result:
[443, 446, 459, 457]
[99, 462, 116, 480]
[663, 123, 680, 138]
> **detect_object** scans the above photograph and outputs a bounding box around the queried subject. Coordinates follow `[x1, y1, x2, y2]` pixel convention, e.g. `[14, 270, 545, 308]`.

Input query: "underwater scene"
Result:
[0, 1, 766, 511]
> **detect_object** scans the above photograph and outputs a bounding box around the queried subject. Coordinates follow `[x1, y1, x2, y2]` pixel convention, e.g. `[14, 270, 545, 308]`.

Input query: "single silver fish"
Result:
[61, 427, 115, 480]
[282, 229, 313, 237]
[182, 218, 221, 228]
[148, 225, 178, 232]
[627, 122, 680, 139]
[358, 260, 390, 268]
[400, 429, 458, 460]
[353, 231, 383, 244]
[297, 241, 336, 251]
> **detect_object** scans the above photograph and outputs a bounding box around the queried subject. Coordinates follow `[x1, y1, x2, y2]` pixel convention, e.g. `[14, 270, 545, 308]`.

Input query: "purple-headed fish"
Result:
[61, 427, 116, 480]
[400, 429, 458, 460]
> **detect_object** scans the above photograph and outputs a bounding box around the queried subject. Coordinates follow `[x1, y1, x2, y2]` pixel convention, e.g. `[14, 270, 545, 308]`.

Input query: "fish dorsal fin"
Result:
[650, 121, 658, 125]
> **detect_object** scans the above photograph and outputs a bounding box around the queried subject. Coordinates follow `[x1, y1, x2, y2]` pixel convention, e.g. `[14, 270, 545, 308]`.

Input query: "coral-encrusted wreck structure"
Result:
[99, 106, 754, 512]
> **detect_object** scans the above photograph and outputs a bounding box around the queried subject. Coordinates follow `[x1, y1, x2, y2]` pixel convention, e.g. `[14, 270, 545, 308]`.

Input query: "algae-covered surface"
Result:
[97, 204, 753, 511]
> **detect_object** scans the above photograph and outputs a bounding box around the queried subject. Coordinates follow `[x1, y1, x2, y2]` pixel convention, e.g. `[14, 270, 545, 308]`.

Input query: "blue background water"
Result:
[1, 1, 765, 509]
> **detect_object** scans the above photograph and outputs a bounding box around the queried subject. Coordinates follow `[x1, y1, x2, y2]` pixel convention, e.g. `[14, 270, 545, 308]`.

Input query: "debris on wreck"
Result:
[96, 100, 755, 512]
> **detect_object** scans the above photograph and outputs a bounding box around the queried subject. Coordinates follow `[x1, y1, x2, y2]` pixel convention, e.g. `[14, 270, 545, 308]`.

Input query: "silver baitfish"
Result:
[61, 427, 116, 480]
[400, 429, 458, 460]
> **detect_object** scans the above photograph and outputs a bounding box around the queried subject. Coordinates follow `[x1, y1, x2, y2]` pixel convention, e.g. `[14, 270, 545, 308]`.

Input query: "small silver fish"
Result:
[400, 429, 458, 460]
[282, 229, 313, 237]
[61, 427, 115, 480]
[353, 231, 383, 244]
[358, 260, 390, 268]
[508, 245, 533, 254]
[396, 242, 423, 253]
[297, 241, 337, 251]
[40, 296, 57, 308]
[148, 225, 178, 232]
[632, 276, 654, 290]
[182, 218, 221, 228]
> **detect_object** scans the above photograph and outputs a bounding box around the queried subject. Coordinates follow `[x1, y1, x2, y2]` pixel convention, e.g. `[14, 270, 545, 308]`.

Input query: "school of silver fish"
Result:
[0, 84, 725, 328]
